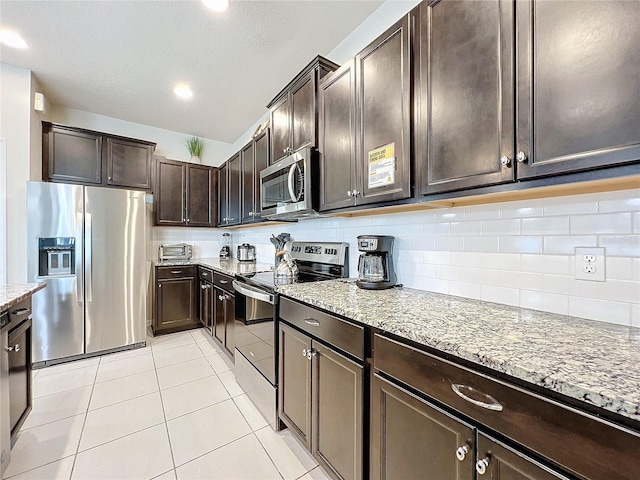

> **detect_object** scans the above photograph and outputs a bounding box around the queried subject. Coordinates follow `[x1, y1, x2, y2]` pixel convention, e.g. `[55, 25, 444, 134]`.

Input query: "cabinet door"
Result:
[291, 72, 316, 153]
[271, 96, 291, 164]
[223, 293, 235, 358]
[156, 278, 196, 332]
[186, 164, 214, 226]
[218, 164, 228, 226]
[253, 129, 270, 221]
[417, 1, 515, 195]
[319, 60, 357, 212]
[516, 1, 640, 179]
[355, 15, 412, 206]
[199, 282, 211, 329]
[155, 158, 185, 225]
[8, 319, 32, 437]
[213, 286, 225, 346]
[312, 342, 363, 480]
[47, 126, 102, 184]
[370, 374, 474, 480]
[106, 137, 153, 190]
[227, 152, 241, 226]
[241, 141, 256, 224]
[278, 323, 312, 449]
[476, 433, 571, 480]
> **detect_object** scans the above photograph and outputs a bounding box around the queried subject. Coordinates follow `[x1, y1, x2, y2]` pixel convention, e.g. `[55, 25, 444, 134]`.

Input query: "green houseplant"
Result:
[184, 136, 205, 163]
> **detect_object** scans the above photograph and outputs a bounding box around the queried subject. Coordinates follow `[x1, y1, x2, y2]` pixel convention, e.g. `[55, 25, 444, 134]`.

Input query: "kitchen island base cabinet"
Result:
[154, 266, 198, 335]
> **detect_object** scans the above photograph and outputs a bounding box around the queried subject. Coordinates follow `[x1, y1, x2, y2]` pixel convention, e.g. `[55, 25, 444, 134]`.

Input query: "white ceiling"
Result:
[0, 0, 383, 144]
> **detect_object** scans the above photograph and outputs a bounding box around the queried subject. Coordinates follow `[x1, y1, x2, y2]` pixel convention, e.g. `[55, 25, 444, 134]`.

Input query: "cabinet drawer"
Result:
[199, 267, 213, 282]
[156, 266, 195, 279]
[280, 298, 364, 360]
[373, 334, 640, 480]
[213, 272, 234, 291]
[8, 297, 32, 327]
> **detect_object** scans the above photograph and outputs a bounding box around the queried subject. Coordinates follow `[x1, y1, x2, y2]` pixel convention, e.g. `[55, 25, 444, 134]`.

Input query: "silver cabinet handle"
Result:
[302, 348, 308, 357]
[5, 344, 20, 353]
[451, 384, 503, 411]
[218, 295, 224, 301]
[11, 308, 29, 317]
[516, 151, 528, 163]
[248, 211, 253, 216]
[456, 445, 470, 461]
[347, 190, 353, 197]
[201, 285, 207, 290]
[476, 457, 490, 475]
[304, 318, 320, 327]
[171, 270, 182, 274]
[220, 280, 228, 284]
[500, 155, 511, 167]
[352, 190, 360, 197]
[302, 348, 316, 360]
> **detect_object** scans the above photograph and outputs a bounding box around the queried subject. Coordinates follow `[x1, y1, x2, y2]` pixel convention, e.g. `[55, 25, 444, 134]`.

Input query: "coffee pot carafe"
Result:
[356, 235, 396, 290]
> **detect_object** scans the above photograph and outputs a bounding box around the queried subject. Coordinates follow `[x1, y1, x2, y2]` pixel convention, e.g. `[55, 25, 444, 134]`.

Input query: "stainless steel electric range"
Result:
[232, 241, 349, 429]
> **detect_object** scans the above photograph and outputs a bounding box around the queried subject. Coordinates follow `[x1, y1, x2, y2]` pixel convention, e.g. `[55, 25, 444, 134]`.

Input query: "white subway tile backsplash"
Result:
[464, 206, 500, 221]
[482, 219, 521, 235]
[424, 251, 451, 265]
[449, 281, 482, 300]
[481, 285, 519, 307]
[632, 304, 640, 328]
[605, 257, 634, 281]
[543, 236, 598, 255]
[568, 297, 631, 326]
[410, 236, 435, 251]
[422, 278, 450, 294]
[434, 236, 464, 252]
[634, 212, 640, 234]
[598, 235, 640, 257]
[520, 254, 570, 275]
[500, 205, 544, 219]
[463, 236, 500, 253]
[481, 253, 521, 271]
[414, 263, 436, 278]
[424, 222, 450, 236]
[598, 189, 640, 213]
[500, 236, 543, 254]
[449, 252, 483, 268]
[633, 259, 640, 281]
[544, 197, 598, 216]
[435, 211, 462, 222]
[499, 271, 543, 291]
[520, 291, 568, 316]
[396, 250, 424, 264]
[521, 216, 570, 235]
[570, 213, 632, 235]
[450, 221, 482, 236]
[543, 274, 640, 304]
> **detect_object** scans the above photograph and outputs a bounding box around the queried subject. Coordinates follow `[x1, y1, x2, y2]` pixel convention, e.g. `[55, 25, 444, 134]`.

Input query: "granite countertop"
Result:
[154, 257, 273, 276]
[0, 283, 47, 312]
[276, 279, 640, 423]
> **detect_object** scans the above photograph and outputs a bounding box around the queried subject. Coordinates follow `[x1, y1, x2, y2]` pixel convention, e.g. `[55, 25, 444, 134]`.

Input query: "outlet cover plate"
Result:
[575, 247, 605, 281]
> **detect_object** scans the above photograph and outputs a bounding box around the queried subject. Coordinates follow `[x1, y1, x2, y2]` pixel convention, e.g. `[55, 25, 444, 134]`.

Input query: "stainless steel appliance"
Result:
[158, 243, 192, 261]
[356, 235, 397, 290]
[259, 147, 320, 221]
[220, 233, 232, 259]
[27, 182, 147, 365]
[237, 243, 256, 262]
[0, 310, 10, 476]
[232, 241, 349, 429]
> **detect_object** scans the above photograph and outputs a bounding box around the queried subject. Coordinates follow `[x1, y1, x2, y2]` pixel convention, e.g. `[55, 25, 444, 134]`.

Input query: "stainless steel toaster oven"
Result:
[158, 243, 193, 261]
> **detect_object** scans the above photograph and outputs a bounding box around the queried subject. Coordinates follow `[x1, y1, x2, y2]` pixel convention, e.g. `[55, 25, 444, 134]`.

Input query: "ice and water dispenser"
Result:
[38, 237, 75, 277]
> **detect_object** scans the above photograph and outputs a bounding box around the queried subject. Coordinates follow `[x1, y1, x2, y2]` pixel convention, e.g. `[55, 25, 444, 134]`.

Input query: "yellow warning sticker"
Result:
[368, 143, 395, 189]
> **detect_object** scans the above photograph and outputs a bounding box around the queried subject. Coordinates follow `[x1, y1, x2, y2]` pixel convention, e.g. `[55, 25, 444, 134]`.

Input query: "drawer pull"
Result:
[171, 270, 182, 274]
[476, 457, 490, 475]
[451, 384, 503, 412]
[455, 445, 470, 461]
[220, 280, 229, 284]
[5, 344, 20, 353]
[11, 308, 29, 316]
[304, 318, 320, 327]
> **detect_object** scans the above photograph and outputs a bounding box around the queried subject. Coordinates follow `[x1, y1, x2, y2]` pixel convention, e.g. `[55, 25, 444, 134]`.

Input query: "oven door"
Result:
[232, 280, 276, 385]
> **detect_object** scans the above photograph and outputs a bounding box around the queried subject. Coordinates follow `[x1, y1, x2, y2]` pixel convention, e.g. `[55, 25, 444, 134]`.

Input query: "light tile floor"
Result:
[3, 329, 331, 480]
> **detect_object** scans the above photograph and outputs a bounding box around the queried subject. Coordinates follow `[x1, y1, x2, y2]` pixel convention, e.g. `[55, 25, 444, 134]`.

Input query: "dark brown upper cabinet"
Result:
[154, 157, 216, 227]
[319, 15, 412, 212]
[267, 56, 339, 165]
[43, 122, 155, 190]
[415, 0, 515, 195]
[515, 0, 640, 179]
[253, 128, 270, 222]
[240, 141, 256, 224]
[218, 152, 241, 227]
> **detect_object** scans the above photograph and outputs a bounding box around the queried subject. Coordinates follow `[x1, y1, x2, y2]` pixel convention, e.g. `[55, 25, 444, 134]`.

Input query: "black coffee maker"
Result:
[356, 235, 397, 290]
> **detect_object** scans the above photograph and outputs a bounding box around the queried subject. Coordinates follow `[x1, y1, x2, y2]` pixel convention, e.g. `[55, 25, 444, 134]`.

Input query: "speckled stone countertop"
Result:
[154, 258, 273, 276]
[0, 283, 47, 312]
[276, 279, 640, 423]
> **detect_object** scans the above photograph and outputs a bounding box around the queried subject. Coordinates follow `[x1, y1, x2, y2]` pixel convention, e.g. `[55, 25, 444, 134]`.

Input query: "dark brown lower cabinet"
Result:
[199, 280, 213, 331]
[279, 323, 363, 480]
[213, 286, 235, 359]
[154, 266, 198, 335]
[8, 317, 32, 439]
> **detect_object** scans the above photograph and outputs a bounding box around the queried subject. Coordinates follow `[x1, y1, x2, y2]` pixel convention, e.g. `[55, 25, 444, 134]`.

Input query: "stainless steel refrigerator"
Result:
[27, 181, 146, 364]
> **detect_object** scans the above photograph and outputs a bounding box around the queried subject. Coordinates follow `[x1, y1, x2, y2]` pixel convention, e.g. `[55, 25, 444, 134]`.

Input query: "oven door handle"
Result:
[232, 280, 275, 304]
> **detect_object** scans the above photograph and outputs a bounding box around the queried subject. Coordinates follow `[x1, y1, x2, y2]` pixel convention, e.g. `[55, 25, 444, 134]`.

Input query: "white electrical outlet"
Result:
[575, 247, 605, 281]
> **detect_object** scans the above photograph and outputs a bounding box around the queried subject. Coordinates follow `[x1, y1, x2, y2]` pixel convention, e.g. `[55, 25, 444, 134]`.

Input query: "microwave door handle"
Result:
[287, 163, 301, 202]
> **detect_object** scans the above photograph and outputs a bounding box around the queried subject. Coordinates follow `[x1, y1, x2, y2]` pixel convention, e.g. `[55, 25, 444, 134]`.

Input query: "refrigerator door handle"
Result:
[76, 212, 84, 304]
[85, 213, 93, 302]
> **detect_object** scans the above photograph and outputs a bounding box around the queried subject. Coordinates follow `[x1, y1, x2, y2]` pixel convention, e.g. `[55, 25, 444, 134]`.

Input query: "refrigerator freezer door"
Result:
[27, 182, 85, 363]
[84, 187, 146, 353]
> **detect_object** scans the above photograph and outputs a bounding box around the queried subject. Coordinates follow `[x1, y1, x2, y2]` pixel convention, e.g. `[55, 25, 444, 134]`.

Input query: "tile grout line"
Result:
[172, 431, 256, 471]
[2, 455, 76, 480]
[252, 431, 286, 480]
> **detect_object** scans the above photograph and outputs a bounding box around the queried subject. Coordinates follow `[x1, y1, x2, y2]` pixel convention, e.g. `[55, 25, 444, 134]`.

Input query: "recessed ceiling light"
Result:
[202, 0, 229, 12]
[174, 84, 193, 99]
[0, 28, 28, 49]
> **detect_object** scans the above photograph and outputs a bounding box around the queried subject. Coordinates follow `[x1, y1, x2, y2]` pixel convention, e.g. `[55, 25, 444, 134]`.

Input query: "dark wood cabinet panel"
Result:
[186, 164, 215, 226]
[271, 97, 291, 165]
[154, 268, 197, 334]
[516, 0, 640, 179]
[218, 164, 228, 226]
[253, 128, 270, 222]
[370, 373, 474, 480]
[291, 73, 316, 154]
[106, 137, 153, 190]
[47, 126, 102, 184]
[319, 61, 358, 212]
[219, 153, 241, 227]
[8, 318, 32, 439]
[155, 158, 185, 225]
[199, 280, 213, 331]
[212, 283, 235, 359]
[241, 141, 255, 223]
[355, 15, 412, 206]
[416, 0, 515, 195]
[224, 293, 235, 358]
[312, 343, 363, 480]
[213, 286, 225, 345]
[279, 323, 312, 449]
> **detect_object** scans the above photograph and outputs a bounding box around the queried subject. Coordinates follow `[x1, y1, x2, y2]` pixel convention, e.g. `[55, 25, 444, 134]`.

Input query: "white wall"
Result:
[45, 106, 235, 167]
[0, 63, 34, 283]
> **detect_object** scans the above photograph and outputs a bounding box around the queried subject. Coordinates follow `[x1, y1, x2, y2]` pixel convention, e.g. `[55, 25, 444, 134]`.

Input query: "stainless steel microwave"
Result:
[259, 147, 320, 221]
